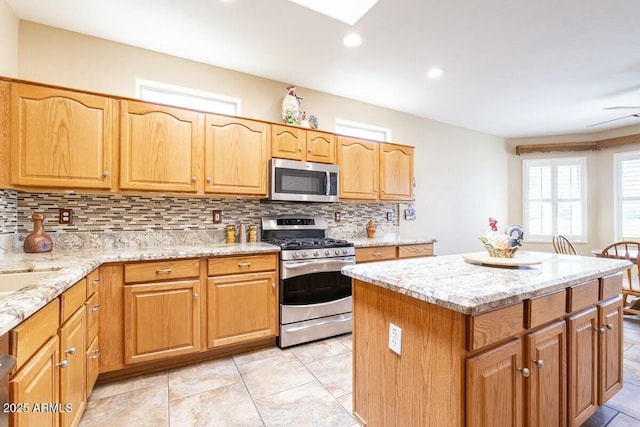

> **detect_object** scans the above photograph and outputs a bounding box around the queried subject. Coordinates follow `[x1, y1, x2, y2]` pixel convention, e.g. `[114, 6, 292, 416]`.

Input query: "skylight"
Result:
[288, 0, 380, 25]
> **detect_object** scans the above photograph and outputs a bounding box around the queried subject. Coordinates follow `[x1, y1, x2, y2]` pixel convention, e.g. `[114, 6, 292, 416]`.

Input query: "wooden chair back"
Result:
[551, 234, 577, 255]
[600, 241, 640, 315]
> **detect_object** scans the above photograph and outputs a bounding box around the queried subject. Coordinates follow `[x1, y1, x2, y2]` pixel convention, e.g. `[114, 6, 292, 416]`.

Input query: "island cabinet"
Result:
[10, 83, 115, 190]
[206, 254, 278, 348]
[355, 243, 434, 263]
[120, 100, 203, 192]
[204, 115, 270, 196]
[271, 124, 336, 164]
[123, 259, 201, 365]
[351, 271, 624, 427]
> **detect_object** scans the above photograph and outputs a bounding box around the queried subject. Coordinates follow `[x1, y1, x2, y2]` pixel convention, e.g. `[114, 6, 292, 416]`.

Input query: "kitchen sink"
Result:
[0, 270, 60, 297]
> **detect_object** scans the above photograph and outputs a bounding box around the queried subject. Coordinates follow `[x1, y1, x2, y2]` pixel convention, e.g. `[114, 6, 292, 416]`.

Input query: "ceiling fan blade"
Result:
[603, 106, 640, 110]
[587, 114, 640, 128]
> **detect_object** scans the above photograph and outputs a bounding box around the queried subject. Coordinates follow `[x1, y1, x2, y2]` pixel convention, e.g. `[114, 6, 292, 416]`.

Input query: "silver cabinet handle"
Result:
[91, 349, 101, 360]
[65, 347, 76, 355]
[191, 176, 197, 182]
[102, 171, 110, 177]
[533, 359, 544, 368]
[91, 279, 100, 286]
[91, 304, 100, 312]
[372, 252, 382, 257]
[606, 323, 614, 330]
[271, 283, 276, 289]
[308, 148, 312, 152]
[156, 268, 172, 274]
[56, 360, 68, 368]
[518, 367, 530, 377]
[206, 177, 212, 183]
[237, 262, 251, 267]
[298, 147, 302, 151]
[194, 293, 199, 300]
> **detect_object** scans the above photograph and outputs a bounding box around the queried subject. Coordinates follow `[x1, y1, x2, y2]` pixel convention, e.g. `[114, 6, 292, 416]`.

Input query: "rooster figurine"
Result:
[282, 86, 302, 125]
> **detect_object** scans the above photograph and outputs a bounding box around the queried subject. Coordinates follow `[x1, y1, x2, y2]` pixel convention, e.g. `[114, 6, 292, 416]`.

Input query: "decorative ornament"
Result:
[282, 86, 302, 125]
[479, 217, 523, 258]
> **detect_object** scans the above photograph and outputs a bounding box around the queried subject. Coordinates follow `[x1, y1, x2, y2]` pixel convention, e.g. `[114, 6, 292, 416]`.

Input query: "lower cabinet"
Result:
[355, 243, 434, 263]
[58, 306, 86, 427]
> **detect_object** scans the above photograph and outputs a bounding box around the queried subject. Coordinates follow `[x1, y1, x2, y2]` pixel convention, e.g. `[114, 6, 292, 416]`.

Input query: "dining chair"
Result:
[600, 241, 640, 315]
[552, 234, 578, 255]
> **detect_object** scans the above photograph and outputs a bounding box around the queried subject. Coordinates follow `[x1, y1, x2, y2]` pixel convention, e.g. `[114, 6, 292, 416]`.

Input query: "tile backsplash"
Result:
[2, 190, 400, 251]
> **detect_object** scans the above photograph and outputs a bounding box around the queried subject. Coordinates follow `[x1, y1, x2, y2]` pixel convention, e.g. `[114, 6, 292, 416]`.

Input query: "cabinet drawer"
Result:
[86, 268, 100, 298]
[468, 303, 524, 352]
[86, 291, 99, 343]
[208, 254, 277, 276]
[356, 246, 396, 263]
[601, 273, 623, 301]
[526, 290, 566, 329]
[397, 244, 433, 258]
[61, 278, 87, 323]
[124, 259, 200, 283]
[567, 280, 599, 313]
[10, 299, 59, 369]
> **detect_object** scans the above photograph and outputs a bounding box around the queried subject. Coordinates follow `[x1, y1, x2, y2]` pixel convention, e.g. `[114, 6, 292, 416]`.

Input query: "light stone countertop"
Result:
[0, 242, 280, 336]
[350, 236, 437, 248]
[341, 251, 632, 315]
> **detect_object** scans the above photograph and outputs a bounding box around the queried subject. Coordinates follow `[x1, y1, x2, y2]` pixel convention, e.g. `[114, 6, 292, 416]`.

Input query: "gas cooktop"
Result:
[262, 237, 353, 251]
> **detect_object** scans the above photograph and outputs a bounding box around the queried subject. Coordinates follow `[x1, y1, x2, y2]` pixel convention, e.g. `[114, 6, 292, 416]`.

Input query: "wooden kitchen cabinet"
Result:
[97, 265, 124, 374]
[337, 136, 379, 200]
[467, 338, 524, 427]
[58, 306, 86, 427]
[598, 296, 623, 404]
[567, 306, 598, 426]
[120, 100, 203, 192]
[84, 269, 101, 397]
[379, 143, 414, 201]
[207, 254, 278, 348]
[10, 83, 115, 189]
[204, 115, 269, 196]
[271, 125, 335, 164]
[356, 243, 434, 263]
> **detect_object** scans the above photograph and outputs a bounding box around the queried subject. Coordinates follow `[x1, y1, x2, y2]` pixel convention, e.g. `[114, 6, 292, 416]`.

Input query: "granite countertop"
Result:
[350, 236, 437, 248]
[0, 242, 280, 336]
[342, 251, 632, 315]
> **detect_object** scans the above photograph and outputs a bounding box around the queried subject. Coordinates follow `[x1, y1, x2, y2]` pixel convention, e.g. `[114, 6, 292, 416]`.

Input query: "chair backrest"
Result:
[600, 241, 640, 291]
[552, 234, 577, 255]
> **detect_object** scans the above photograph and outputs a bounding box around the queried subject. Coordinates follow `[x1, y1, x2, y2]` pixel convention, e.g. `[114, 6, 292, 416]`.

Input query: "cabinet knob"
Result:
[102, 171, 110, 177]
[56, 360, 69, 368]
[92, 304, 101, 312]
[206, 177, 212, 183]
[308, 148, 312, 152]
[91, 279, 100, 286]
[298, 147, 303, 151]
[91, 349, 101, 360]
[606, 323, 614, 330]
[597, 327, 606, 335]
[194, 293, 199, 300]
[272, 283, 276, 289]
[518, 367, 530, 377]
[65, 347, 76, 355]
[191, 176, 197, 182]
[533, 359, 544, 368]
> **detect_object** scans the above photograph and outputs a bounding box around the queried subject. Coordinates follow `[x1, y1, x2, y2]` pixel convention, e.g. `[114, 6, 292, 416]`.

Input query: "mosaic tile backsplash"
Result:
[2, 191, 400, 251]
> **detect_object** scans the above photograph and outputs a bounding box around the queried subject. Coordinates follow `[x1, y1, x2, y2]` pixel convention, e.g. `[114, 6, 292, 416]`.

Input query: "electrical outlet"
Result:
[59, 208, 73, 225]
[212, 210, 222, 224]
[386, 211, 392, 221]
[335, 211, 341, 222]
[389, 323, 402, 355]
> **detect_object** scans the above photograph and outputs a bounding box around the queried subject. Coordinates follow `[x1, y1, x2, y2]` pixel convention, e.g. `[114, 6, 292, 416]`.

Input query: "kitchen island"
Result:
[341, 251, 632, 427]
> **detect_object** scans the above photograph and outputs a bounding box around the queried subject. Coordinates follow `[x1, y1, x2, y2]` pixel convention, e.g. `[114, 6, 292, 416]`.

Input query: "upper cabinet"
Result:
[380, 143, 414, 201]
[337, 136, 379, 200]
[271, 124, 335, 164]
[205, 115, 270, 196]
[10, 83, 115, 189]
[120, 101, 203, 192]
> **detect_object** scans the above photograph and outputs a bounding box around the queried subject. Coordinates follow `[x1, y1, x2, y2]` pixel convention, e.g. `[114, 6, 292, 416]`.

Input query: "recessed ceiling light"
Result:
[288, 0, 380, 25]
[343, 33, 362, 47]
[427, 68, 444, 78]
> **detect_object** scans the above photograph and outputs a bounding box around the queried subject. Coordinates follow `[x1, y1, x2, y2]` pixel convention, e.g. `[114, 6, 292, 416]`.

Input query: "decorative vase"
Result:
[225, 225, 236, 244]
[366, 220, 377, 239]
[23, 213, 53, 253]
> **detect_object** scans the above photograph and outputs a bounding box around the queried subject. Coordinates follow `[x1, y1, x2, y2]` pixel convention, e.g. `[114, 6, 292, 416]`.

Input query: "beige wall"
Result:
[0, 0, 18, 77]
[15, 21, 508, 255]
[507, 124, 640, 255]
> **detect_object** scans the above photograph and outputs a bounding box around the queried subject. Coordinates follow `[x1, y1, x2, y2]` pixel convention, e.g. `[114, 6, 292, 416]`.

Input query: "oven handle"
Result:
[282, 257, 355, 279]
[284, 314, 352, 333]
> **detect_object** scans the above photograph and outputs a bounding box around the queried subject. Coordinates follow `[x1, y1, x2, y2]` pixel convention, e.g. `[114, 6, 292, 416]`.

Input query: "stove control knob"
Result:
[334, 249, 341, 256]
[292, 252, 299, 259]
[342, 249, 349, 255]
[313, 250, 320, 257]
[325, 250, 331, 256]
[301, 251, 309, 258]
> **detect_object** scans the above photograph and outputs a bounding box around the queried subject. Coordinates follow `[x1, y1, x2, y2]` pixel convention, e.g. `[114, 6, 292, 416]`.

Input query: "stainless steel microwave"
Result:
[269, 159, 339, 202]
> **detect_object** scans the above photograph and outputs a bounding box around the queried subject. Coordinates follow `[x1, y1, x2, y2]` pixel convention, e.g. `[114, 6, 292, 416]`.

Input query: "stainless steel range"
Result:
[261, 216, 355, 348]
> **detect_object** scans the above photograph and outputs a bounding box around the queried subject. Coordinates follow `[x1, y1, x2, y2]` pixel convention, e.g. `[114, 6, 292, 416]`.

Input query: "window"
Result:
[523, 157, 587, 242]
[335, 119, 391, 142]
[136, 79, 240, 115]
[614, 151, 640, 240]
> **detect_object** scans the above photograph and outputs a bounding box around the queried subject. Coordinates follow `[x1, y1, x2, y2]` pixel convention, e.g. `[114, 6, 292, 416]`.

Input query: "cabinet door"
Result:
[379, 143, 413, 201]
[205, 115, 269, 196]
[271, 124, 305, 161]
[86, 336, 99, 400]
[467, 338, 524, 427]
[525, 320, 567, 427]
[58, 306, 86, 427]
[306, 130, 335, 164]
[207, 271, 277, 348]
[124, 279, 200, 364]
[9, 335, 59, 427]
[120, 101, 202, 192]
[337, 136, 379, 200]
[98, 265, 124, 374]
[567, 306, 598, 427]
[11, 83, 114, 189]
[598, 296, 623, 404]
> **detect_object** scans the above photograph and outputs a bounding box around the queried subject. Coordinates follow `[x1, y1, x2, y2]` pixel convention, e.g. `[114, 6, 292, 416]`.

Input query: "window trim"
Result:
[522, 157, 587, 243]
[136, 78, 241, 115]
[335, 118, 391, 142]
[613, 150, 640, 240]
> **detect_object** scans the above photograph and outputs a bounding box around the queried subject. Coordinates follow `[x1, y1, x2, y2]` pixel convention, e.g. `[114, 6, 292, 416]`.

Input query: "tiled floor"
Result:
[80, 317, 640, 427]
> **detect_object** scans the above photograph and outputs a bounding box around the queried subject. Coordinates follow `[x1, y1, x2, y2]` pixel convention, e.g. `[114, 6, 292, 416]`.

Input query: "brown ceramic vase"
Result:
[23, 213, 53, 253]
